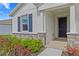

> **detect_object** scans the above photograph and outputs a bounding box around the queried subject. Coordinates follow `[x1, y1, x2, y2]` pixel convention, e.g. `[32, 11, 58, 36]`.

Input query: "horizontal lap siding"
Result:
[12, 4, 44, 33]
[0, 25, 12, 35]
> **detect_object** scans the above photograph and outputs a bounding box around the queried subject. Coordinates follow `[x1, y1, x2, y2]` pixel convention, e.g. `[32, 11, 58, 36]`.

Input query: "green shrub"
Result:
[21, 38, 32, 47]
[0, 35, 43, 55]
[0, 35, 21, 55]
[30, 39, 43, 53]
[7, 36, 43, 53]
[10, 35, 21, 46]
[21, 38, 43, 53]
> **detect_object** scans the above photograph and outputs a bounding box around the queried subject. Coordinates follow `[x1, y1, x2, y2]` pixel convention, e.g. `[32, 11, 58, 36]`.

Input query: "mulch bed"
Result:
[61, 48, 79, 56]
[62, 50, 74, 56]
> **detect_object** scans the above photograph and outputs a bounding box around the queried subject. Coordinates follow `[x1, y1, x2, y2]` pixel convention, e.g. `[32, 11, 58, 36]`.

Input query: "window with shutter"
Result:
[18, 14, 32, 32]
[18, 17, 21, 32]
[21, 15, 29, 31]
[29, 14, 32, 32]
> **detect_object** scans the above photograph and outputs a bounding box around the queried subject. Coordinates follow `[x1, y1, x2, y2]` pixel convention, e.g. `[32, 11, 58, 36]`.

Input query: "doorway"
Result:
[58, 17, 67, 38]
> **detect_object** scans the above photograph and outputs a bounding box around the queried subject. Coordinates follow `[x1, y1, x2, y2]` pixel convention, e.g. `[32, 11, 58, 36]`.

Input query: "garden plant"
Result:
[0, 35, 43, 56]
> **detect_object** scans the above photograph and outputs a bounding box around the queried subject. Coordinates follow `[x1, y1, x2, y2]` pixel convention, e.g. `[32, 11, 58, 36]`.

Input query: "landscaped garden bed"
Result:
[0, 35, 44, 56]
[62, 46, 79, 56]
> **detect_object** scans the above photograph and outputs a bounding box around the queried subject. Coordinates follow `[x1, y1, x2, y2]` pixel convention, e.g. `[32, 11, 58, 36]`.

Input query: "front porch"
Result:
[43, 7, 69, 44]
[39, 4, 78, 55]
[42, 4, 77, 47]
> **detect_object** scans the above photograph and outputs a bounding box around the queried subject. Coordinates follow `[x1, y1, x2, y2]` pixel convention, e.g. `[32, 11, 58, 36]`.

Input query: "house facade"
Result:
[10, 3, 79, 46]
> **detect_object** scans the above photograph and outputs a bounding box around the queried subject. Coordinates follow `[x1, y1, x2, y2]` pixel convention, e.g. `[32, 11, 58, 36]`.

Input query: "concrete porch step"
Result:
[45, 41, 67, 50]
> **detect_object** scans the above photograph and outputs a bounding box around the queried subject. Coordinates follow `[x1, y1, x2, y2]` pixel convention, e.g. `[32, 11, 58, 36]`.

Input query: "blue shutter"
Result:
[18, 17, 20, 32]
[29, 14, 32, 32]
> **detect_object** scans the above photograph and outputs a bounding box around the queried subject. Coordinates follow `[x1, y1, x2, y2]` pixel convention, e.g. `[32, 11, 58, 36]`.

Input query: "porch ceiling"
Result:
[44, 7, 70, 14]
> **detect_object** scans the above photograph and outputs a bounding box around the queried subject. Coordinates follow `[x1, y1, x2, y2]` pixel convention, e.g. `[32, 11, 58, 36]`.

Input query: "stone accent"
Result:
[67, 33, 79, 47]
[13, 32, 46, 45]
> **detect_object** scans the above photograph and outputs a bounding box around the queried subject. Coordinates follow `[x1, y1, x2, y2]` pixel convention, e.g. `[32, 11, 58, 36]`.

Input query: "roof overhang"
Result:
[9, 3, 44, 16]
[38, 3, 74, 11]
[0, 19, 12, 25]
[9, 3, 23, 16]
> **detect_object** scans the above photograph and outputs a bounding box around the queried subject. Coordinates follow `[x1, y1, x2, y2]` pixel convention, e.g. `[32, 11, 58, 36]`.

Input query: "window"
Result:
[21, 15, 29, 31]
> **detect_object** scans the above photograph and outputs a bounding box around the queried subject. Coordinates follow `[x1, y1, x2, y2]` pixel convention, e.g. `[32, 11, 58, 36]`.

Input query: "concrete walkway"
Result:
[38, 41, 67, 56]
[38, 48, 62, 56]
[46, 41, 67, 50]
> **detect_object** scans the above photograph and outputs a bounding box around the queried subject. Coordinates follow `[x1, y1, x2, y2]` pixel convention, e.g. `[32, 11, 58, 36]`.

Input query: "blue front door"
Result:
[58, 17, 67, 37]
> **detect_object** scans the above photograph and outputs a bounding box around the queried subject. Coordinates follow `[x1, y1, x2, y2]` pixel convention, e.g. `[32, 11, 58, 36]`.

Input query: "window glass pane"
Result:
[22, 19, 27, 23]
[22, 15, 28, 24]
[21, 15, 29, 31]
[22, 24, 28, 31]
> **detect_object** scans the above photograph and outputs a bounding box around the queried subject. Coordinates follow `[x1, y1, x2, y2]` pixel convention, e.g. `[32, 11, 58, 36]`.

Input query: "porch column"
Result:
[70, 5, 76, 33]
[67, 5, 77, 47]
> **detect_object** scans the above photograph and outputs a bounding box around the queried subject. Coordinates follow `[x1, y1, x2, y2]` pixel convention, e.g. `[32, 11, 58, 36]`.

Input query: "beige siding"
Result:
[45, 12, 55, 44]
[12, 17, 17, 33]
[75, 4, 79, 33]
[12, 3, 44, 33]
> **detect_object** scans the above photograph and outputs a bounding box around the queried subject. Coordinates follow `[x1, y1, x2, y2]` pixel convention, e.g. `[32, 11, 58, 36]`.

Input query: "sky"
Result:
[0, 3, 17, 20]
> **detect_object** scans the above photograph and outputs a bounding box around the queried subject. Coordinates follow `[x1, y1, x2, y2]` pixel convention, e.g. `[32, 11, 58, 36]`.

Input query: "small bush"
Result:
[21, 38, 32, 48]
[0, 35, 21, 55]
[0, 35, 12, 55]
[21, 38, 43, 53]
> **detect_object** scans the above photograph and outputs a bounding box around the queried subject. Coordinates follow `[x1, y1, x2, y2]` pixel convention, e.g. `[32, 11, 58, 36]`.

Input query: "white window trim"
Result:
[20, 15, 29, 32]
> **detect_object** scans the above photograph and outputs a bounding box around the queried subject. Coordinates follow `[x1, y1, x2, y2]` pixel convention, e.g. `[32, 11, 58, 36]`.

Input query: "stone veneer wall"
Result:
[13, 33, 46, 45]
[67, 33, 79, 47]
